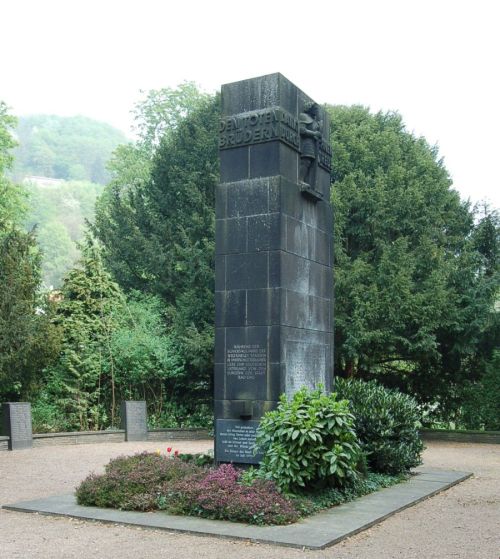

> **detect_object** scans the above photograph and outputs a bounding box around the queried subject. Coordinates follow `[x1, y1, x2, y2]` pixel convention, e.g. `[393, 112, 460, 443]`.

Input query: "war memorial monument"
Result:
[214, 73, 334, 464]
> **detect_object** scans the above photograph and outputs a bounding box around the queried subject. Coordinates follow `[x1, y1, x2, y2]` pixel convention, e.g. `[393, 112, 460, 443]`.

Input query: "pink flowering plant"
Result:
[160, 464, 299, 525]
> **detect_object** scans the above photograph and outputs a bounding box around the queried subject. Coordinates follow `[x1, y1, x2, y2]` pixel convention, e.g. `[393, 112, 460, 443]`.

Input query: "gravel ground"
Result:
[0, 440, 498, 559]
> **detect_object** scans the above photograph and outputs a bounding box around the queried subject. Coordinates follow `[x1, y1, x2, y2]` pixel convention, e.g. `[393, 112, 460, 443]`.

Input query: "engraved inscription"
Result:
[285, 341, 327, 397]
[219, 107, 300, 151]
[319, 140, 333, 171]
[226, 344, 267, 381]
[124, 402, 147, 434]
[10, 405, 32, 441]
[216, 419, 263, 463]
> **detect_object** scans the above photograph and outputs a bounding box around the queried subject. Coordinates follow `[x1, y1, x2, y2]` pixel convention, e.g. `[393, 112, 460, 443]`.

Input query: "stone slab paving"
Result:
[2, 468, 471, 550]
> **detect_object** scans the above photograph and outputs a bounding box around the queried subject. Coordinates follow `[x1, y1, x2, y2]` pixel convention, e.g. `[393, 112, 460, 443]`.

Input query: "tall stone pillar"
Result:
[214, 73, 333, 464]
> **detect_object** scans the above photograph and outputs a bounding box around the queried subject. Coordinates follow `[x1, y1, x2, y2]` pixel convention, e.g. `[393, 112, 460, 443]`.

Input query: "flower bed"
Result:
[76, 450, 403, 525]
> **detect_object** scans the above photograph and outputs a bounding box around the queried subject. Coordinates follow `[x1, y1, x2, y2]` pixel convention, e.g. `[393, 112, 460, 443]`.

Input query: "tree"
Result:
[328, 105, 499, 414]
[94, 87, 219, 400]
[94, 88, 498, 420]
[45, 234, 124, 430]
[0, 102, 60, 400]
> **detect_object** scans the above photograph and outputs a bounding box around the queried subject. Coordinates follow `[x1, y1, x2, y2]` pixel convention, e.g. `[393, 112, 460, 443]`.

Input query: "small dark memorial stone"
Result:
[215, 74, 334, 464]
[120, 401, 148, 442]
[2, 402, 33, 450]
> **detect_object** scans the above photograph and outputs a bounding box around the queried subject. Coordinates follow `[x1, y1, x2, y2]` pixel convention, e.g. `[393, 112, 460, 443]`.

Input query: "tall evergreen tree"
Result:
[47, 235, 124, 430]
[94, 90, 219, 399]
[0, 102, 60, 400]
[328, 105, 499, 413]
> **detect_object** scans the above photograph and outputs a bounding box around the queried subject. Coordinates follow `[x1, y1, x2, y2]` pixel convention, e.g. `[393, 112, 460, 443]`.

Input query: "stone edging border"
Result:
[2, 469, 471, 550]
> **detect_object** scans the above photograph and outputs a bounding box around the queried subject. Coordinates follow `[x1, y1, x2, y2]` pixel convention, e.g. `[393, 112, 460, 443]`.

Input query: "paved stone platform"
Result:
[2, 469, 471, 550]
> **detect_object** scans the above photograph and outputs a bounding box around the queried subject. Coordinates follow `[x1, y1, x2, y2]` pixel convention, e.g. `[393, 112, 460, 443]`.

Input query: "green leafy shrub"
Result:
[255, 387, 362, 493]
[335, 378, 423, 474]
[76, 452, 204, 510]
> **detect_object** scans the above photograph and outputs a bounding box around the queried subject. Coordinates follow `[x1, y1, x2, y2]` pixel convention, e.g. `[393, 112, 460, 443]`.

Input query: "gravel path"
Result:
[0, 440, 498, 558]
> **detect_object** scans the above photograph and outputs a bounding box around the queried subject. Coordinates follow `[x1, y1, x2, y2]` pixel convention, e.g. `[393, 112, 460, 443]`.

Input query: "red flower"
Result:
[167, 447, 172, 453]
[174, 450, 179, 457]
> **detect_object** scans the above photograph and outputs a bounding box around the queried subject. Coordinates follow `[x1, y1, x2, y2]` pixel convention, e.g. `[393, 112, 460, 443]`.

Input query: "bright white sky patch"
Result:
[2, 0, 498, 208]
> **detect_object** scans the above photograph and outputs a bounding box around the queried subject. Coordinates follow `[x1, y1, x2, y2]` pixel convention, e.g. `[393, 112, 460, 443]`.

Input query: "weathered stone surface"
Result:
[215, 74, 334, 464]
[2, 402, 33, 450]
[120, 401, 148, 442]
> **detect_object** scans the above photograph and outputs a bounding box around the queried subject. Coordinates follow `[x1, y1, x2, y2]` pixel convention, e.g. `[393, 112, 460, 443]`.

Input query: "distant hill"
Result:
[13, 114, 128, 184]
[24, 179, 104, 288]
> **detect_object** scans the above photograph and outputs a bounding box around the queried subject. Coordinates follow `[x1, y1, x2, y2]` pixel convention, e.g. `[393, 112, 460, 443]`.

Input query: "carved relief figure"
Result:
[299, 102, 322, 186]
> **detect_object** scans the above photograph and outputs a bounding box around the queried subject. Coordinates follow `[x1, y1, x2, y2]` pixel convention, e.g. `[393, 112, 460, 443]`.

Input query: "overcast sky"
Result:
[1, 0, 498, 208]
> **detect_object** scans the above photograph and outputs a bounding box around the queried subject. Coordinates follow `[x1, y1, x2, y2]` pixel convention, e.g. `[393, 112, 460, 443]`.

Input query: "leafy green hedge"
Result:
[335, 378, 423, 474]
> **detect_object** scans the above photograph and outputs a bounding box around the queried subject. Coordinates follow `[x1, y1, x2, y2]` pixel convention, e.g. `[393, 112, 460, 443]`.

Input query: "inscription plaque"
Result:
[2, 402, 33, 450]
[215, 419, 263, 464]
[120, 401, 148, 442]
[219, 107, 299, 151]
[226, 344, 267, 381]
[285, 341, 327, 397]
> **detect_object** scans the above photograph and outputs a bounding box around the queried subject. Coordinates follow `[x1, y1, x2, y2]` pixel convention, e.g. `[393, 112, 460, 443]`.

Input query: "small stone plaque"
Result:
[2, 402, 33, 450]
[120, 401, 148, 442]
[215, 419, 263, 464]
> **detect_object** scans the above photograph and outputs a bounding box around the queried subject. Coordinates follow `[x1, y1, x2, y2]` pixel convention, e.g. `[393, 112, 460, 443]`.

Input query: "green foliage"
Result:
[31, 391, 71, 433]
[0, 102, 61, 401]
[328, 105, 499, 415]
[335, 378, 424, 474]
[42, 249, 190, 431]
[148, 401, 213, 430]
[458, 350, 500, 430]
[292, 471, 405, 515]
[44, 234, 125, 430]
[0, 102, 27, 229]
[94, 85, 219, 402]
[255, 387, 361, 493]
[108, 292, 186, 419]
[0, 229, 61, 399]
[13, 115, 127, 183]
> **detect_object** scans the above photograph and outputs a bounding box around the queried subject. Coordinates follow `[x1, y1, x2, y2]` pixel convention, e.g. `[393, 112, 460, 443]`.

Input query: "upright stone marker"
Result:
[2, 402, 33, 450]
[215, 73, 333, 464]
[120, 401, 148, 442]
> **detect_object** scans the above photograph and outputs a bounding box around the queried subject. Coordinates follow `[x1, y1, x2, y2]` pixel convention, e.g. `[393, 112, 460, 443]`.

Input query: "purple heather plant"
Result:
[75, 452, 204, 510]
[162, 464, 299, 525]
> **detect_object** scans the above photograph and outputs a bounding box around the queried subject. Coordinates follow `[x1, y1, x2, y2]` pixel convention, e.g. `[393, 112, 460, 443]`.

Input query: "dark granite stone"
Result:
[215, 74, 334, 464]
[247, 213, 281, 252]
[220, 146, 248, 183]
[2, 402, 32, 450]
[225, 252, 268, 290]
[215, 419, 263, 464]
[120, 401, 148, 442]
